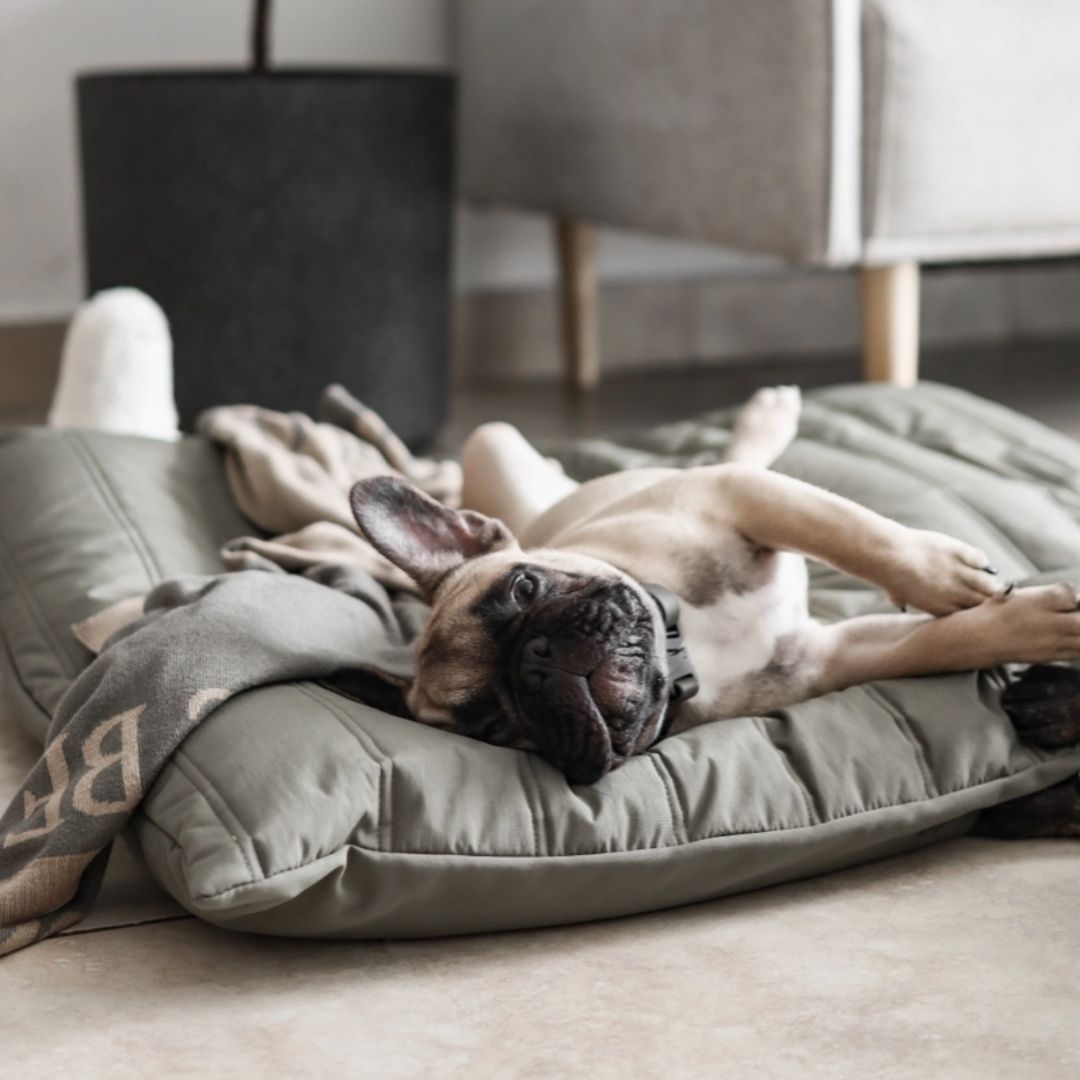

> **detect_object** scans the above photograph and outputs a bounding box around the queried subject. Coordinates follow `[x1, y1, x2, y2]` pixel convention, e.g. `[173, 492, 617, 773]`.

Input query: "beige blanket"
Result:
[74, 386, 462, 654]
[198, 384, 462, 592]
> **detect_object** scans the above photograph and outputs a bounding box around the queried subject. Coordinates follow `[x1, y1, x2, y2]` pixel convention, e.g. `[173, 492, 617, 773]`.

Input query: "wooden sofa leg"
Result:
[554, 217, 600, 391]
[860, 261, 920, 386]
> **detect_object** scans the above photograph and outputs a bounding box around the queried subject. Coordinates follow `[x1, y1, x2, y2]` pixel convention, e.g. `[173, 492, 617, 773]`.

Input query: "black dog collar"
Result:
[643, 583, 700, 739]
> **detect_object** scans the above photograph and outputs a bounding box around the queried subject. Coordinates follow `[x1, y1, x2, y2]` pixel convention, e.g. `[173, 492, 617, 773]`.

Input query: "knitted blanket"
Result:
[0, 565, 424, 957]
[198, 383, 461, 589]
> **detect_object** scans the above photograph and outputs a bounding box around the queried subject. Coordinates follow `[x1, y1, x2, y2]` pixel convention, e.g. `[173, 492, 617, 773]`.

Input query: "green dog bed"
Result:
[0, 383, 1078, 939]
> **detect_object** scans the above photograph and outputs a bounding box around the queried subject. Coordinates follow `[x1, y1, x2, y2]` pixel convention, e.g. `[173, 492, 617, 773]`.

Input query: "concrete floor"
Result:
[3, 342, 1080, 1078]
[5, 838, 1079, 1079]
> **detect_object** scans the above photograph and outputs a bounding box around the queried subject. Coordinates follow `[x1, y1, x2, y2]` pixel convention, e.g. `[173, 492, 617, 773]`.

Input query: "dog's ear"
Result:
[350, 476, 517, 597]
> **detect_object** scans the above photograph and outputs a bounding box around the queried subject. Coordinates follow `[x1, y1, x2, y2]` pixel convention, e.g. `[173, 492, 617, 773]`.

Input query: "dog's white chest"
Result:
[675, 551, 811, 725]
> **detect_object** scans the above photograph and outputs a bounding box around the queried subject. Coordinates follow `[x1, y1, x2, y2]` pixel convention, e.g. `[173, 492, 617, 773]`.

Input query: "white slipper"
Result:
[48, 287, 180, 440]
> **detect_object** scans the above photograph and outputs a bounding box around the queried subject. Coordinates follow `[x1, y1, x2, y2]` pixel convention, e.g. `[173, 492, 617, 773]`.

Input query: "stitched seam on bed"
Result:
[131, 807, 183, 853]
[654, 753, 690, 846]
[170, 750, 261, 883]
[664, 756, 694, 845]
[648, 756, 687, 847]
[825, 392, 1080, 496]
[915, 384, 1080, 473]
[753, 718, 821, 826]
[863, 685, 938, 799]
[882, 390, 1080, 520]
[73, 432, 165, 582]
[294, 682, 391, 854]
[296, 683, 390, 764]
[848, 384, 1080, 467]
[798, 407, 1038, 572]
[0, 533, 81, 682]
[522, 755, 545, 857]
[68, 433, 164, 585]
[159, 722, 1074, 881]
[186, 755, 1080, 893]
[0, 621, 56, 729]
[810, 439, 1033, 571]
[159, 681, 401, 899]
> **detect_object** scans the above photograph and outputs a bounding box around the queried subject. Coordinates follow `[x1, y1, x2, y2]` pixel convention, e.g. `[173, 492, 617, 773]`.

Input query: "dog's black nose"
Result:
[517, 635, 552, 691]
[508, 588, 661, 784]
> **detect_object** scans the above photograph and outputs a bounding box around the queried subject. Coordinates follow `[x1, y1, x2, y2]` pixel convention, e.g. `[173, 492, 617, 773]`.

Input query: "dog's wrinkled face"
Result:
[351, 477, 669, 784]
[420, 550, 668, 783]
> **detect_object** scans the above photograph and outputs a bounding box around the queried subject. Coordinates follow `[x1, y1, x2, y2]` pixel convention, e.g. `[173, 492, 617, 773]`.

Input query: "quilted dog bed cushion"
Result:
[1, 383, 1078, 939]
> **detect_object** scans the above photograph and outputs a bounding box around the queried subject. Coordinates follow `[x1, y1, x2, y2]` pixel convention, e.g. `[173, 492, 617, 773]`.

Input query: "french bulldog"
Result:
[349, 387, 1080, 831]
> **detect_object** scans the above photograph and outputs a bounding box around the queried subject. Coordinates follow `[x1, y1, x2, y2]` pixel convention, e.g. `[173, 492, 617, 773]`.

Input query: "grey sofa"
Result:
[457, 0, 1080, 388]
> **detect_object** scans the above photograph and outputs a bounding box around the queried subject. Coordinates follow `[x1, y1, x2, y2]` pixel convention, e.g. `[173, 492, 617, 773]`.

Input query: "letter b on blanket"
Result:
[3, 705, 145, 849]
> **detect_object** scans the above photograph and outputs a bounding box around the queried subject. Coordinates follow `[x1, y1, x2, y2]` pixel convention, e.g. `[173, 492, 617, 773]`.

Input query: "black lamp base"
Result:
[78, 70, 455, 446]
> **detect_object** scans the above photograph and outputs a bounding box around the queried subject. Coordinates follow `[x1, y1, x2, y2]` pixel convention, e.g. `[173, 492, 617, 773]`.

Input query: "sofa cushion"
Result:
[1, 384, 1079, 940]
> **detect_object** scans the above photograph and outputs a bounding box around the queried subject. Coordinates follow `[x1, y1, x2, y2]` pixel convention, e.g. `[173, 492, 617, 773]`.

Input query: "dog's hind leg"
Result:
[725, 385, 801, 468]
[975, 665, 1080, 840]
[974, 776, 1080, 839]
[972, 664, 1080, 839]
[1002, 664, 1080, 748]
[461, 422, 579, 537]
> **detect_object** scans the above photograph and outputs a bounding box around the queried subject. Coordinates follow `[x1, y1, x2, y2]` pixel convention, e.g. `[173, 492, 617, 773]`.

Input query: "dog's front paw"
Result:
[1003, 663, 1080, 748]
[882, 529, 1001, 615]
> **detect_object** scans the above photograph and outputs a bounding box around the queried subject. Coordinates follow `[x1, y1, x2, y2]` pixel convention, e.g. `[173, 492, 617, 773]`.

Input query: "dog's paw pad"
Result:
[729, 386, 802, 467]
[745, 385, 801, 420]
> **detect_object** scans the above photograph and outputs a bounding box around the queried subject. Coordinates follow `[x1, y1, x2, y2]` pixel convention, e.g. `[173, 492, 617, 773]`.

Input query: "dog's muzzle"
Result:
[509, 581, 697, 784]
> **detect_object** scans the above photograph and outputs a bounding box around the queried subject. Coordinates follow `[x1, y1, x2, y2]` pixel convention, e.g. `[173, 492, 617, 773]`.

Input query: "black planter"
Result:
[77, 70, 455, 446]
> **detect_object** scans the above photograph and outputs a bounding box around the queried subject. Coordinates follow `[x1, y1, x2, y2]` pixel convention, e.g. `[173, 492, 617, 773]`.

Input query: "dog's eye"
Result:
[510, 572, 538, 606]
